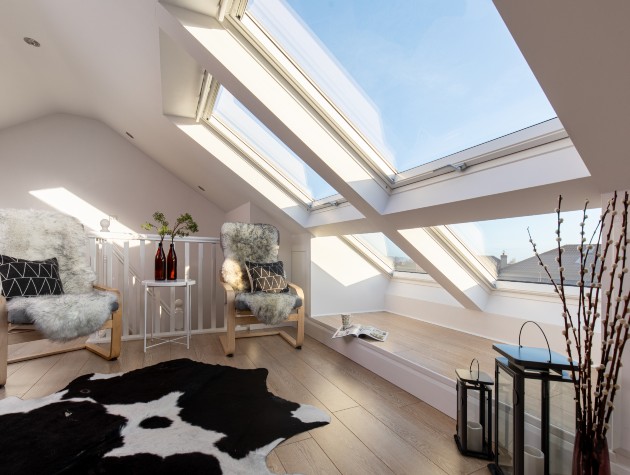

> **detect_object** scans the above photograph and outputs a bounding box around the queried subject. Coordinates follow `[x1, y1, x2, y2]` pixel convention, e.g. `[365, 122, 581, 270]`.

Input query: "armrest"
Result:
[0, 295, 6, 325]
[220, 281, 235, 295]
[287, 282, 305, 301]
[93, 283, 120, 294]
[1, 295, 7, 386]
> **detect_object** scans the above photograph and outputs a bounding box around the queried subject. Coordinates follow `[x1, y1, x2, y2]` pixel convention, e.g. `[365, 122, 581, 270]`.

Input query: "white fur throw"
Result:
[7, 291, 117, 341]
[235, 291, 298, 325]
[0, 209, 117, 341]
[0, 208, 95, 294]
[220, 223, 280, 292]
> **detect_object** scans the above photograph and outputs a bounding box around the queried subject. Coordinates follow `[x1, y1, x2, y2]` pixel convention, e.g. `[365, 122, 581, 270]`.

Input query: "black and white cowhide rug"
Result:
[0, 359, 330, 474]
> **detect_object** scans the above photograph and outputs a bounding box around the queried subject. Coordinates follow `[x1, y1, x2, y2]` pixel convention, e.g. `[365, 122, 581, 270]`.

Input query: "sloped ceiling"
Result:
[0, 0, 304, 235]
[1, 0, 629, 238]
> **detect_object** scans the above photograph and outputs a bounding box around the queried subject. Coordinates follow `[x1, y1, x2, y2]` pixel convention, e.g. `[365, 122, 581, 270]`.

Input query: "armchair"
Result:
[219, 222, 304, 356]
[0, 209, 122, 386]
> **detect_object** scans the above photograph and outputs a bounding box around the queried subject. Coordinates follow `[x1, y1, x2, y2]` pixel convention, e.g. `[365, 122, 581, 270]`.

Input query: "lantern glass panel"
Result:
[497, 365, 514, 473]
[524, 377, 543, 447]
[549, 379, 575, 475]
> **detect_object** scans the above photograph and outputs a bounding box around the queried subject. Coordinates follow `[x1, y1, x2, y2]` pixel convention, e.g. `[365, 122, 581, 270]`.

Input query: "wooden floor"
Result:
[1, 328, 489, 475]
[317, 312, 575, 432]
[316, 311, 499, 380]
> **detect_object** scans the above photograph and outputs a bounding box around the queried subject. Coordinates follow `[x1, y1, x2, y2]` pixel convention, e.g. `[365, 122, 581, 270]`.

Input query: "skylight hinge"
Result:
[196, 72, 221, 122]
[432, 162, 469, 173]
[217, 0, 232, 22]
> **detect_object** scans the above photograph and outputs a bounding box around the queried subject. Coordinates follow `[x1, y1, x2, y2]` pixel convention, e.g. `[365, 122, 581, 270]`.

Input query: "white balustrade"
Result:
[87, 232, 223, 339]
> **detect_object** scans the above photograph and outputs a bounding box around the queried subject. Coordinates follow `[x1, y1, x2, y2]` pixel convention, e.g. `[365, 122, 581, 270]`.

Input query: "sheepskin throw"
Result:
[0, 209, 116, 341]
[220, 223, 280, 292]
[235, 291, 298, 325]
[0, 209, 95, 294]
[220, 222, 300, 324]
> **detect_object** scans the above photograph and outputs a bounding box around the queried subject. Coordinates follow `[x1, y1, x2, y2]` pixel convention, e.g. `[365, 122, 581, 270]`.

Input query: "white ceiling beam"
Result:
[156, 3, 502, 311]
[157, 3, 391, 216]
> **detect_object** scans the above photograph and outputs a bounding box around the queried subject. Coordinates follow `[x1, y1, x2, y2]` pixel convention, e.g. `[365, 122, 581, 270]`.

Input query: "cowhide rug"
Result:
[0, 359, 330, 474]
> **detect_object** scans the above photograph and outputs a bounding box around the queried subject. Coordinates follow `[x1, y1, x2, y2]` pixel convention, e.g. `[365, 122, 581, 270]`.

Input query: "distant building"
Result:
[496, 245, 600, 286]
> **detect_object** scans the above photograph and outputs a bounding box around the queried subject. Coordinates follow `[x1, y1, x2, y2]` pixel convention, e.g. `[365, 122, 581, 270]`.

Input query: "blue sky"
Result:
[244, 0, 586, 262]
[250, 0, 556, 174]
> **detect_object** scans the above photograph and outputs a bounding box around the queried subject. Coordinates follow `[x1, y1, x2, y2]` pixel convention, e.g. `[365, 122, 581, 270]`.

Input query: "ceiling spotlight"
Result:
[23, 37, 41, 47]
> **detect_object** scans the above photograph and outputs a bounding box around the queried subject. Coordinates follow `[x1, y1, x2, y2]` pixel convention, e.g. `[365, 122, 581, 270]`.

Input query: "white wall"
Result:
[386, 280, 574, 354]
[0, 113, 225, 236]
[311, 236, 389, 316]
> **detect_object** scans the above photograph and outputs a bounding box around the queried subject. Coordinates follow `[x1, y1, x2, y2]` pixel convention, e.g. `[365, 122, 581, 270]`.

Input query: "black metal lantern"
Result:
[454, 358, 494, 460]
[488, 322, 575, 475]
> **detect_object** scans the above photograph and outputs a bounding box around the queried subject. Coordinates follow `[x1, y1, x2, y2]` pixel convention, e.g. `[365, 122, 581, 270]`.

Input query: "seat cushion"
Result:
[234, 288, 303, 311]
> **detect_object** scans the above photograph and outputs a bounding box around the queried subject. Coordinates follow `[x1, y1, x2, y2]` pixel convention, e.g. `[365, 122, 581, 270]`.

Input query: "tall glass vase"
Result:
[167, 242, 177, 280]
[154, 242, 166, 280]
[572, 430, 611, 475]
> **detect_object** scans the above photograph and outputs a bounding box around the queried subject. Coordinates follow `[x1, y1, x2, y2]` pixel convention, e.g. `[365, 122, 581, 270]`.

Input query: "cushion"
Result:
[246, 261, 289, 293]
[0, 254, 64, 300]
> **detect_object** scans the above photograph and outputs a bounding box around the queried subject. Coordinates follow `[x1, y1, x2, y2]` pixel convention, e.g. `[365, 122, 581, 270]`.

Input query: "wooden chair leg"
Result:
[219, 304, 237, 357]
[85, 289, 122, 361]
[295, 308, 305, 349]
[0, 297, 8, 387]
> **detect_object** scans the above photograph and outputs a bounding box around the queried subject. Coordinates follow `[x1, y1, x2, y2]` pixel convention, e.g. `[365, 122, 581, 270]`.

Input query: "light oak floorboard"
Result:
[335, 406, 447, 475]
[266, 450, 286, 474]
[2, 332, 487, 475]
[274, 438, 340, 475]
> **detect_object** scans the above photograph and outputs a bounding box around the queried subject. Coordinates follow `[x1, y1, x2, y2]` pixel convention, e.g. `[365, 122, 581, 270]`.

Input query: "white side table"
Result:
[142, 279, 196, 352]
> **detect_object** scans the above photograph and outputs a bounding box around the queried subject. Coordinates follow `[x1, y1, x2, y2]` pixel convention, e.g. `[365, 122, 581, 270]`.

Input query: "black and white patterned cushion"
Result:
[0, 254, 64, 299]
[245, 261, 289, 294]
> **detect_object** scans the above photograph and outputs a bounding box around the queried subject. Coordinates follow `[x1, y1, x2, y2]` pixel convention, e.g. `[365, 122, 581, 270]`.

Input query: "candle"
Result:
[524, 445, 544, 475]
[466, 421, 483, 452]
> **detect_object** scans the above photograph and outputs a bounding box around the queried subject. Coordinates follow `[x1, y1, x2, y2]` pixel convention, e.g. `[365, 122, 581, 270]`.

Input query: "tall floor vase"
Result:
[572, 431, 611, 475]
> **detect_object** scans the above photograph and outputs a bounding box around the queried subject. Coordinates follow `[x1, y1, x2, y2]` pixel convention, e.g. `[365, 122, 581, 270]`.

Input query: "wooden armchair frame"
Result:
[219, 279, 305, 357]
[0, 284, 122, 386]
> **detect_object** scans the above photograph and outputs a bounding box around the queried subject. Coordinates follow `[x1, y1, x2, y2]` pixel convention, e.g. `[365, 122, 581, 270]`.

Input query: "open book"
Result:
[332, 324, 388, 342]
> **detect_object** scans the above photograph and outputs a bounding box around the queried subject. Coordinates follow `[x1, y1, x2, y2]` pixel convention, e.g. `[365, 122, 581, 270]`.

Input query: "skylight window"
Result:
[244, 0, 556, 174]
[351, 233, 425, 274]
[448, 208, 602, 286]
[208, 86, 338, 202]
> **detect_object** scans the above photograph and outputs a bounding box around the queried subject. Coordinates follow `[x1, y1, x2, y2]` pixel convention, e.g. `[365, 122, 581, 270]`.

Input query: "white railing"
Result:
[87, 232, 223, 339]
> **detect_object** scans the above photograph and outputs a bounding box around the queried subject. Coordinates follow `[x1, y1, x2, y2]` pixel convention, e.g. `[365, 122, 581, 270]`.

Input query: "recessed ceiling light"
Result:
[23, 37, 40, 47]
[198, 185, 206, 191]
[125, 131, 134, 139]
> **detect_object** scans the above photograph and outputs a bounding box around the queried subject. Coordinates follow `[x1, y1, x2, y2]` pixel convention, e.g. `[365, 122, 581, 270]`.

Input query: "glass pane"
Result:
[449, 208, 602, 285]
[497, 365, 514, 474]
[549, 376, 575, 474]
[246, 0, 556, 172]
[212, 87, 338, 201]
[354, 233, 425, 273]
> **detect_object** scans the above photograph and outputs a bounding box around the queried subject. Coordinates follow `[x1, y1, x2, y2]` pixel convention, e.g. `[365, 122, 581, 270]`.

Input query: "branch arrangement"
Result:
[142, 211, 198, 244]
[528, 192, 630, 445]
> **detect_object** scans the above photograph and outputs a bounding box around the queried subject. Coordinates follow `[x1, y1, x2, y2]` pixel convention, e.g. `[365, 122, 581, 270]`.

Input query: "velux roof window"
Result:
[448, 208, 602, 286]
[243, 0, 556, 176]
[207, 86, 339, 203]
[350, 233, 425, 274]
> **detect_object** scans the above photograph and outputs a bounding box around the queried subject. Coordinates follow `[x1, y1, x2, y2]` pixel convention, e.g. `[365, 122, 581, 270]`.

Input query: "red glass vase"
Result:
[572, 430, 611, 475]
[154, 242, 166, 280]
[167, 242, 177, 280]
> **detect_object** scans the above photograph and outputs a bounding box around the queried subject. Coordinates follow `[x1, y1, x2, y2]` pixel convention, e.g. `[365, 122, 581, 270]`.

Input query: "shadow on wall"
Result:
[310, 236, 389, 316]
